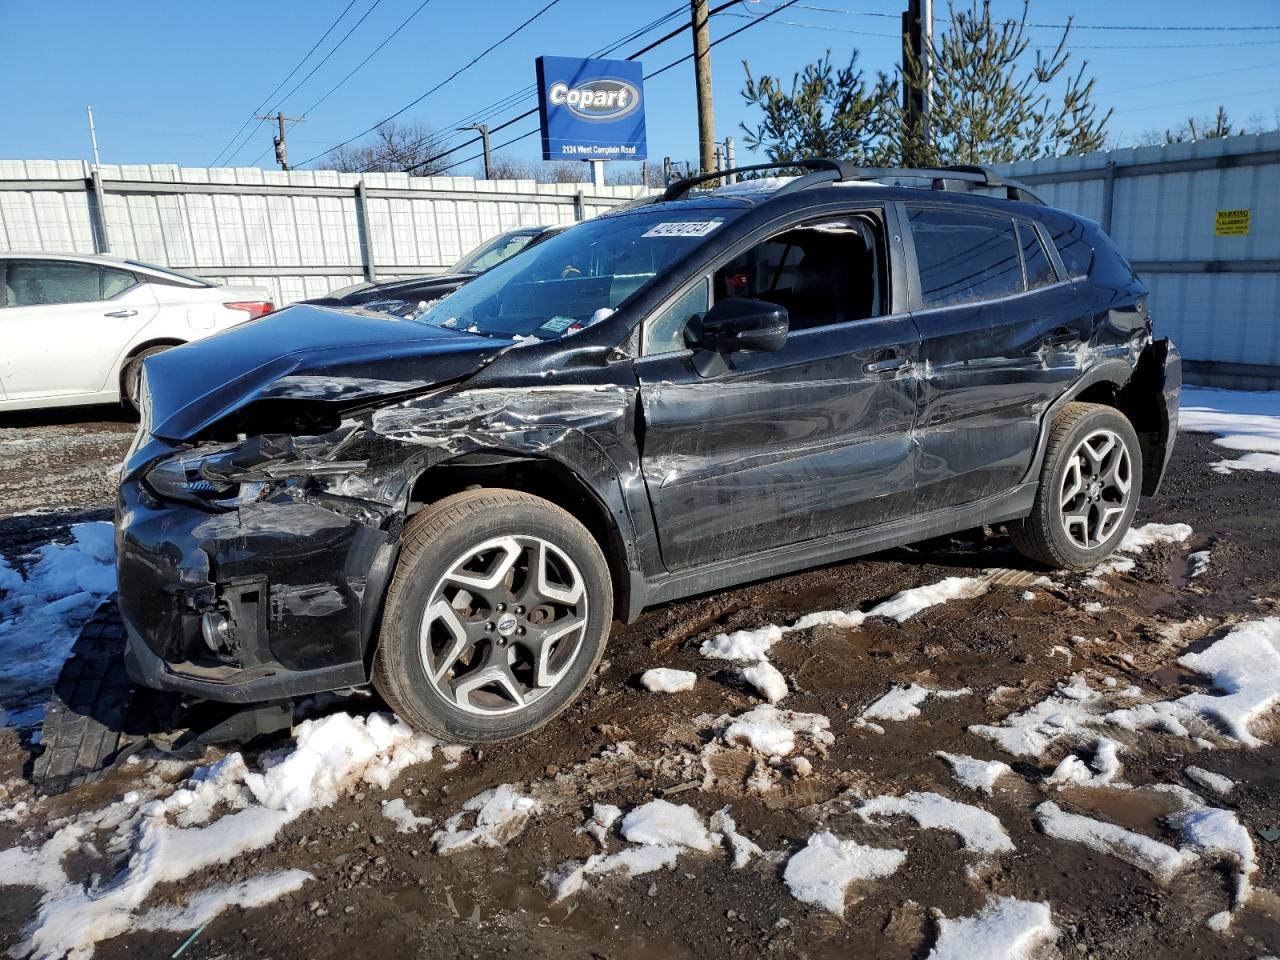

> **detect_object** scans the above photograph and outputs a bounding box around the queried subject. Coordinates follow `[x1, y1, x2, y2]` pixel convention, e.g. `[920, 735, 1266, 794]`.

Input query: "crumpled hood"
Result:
[143, 304, 504, 441]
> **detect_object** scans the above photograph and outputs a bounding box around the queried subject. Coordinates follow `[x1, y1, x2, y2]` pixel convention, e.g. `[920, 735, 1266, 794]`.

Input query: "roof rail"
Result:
[660, 157, 1045, 205]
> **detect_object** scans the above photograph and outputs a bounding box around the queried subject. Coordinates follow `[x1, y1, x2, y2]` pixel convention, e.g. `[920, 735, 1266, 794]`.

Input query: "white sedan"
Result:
[0, 252, 273, 412]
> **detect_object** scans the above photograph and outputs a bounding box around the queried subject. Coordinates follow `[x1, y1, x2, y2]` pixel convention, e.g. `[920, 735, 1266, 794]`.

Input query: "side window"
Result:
[907, 207, 1022, 307]
[1048, 220, 1093, 279]
[6, 261, 102, 306]
[102, 267, 138, 298]
[714, 216, 885, 332]
[1018, 222, 1057, 289]
[643, 278, 710, 356]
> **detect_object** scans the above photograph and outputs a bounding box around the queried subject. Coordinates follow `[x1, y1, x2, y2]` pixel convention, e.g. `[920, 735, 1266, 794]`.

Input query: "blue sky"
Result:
[1, 0, 1277, 175]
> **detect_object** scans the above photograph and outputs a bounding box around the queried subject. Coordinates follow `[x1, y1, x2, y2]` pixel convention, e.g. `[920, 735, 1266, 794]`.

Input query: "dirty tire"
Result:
[373, 489, 613, 743]
[1009, 402, 1144, 570]
[32, 599, 145, 795]
[121, 345, 172, 413]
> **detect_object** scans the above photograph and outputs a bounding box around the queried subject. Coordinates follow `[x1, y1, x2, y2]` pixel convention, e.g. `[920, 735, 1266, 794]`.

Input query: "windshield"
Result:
[452, 228, 545, 274]
[416, 207, 736, 340]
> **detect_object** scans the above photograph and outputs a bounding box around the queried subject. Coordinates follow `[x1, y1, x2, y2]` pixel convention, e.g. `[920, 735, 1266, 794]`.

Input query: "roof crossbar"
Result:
[659, 158, 1045, 205]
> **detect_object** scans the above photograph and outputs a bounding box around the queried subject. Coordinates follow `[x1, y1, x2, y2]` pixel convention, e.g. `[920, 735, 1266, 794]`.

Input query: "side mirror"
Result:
[692, 297, 789, 355]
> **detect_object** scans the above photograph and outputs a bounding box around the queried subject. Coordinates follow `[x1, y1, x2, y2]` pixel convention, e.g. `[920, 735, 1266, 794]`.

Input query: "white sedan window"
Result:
[6, 261, 101, 306]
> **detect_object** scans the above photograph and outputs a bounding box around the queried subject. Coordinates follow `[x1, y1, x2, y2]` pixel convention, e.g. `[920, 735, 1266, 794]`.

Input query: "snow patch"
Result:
[640, 668, 697, 693]
[1036, 802, 1197, 882]
[926, 896, 1057, 960]
[936, 752, 1013, 796]
[741, 661, 788, 703]
[861, 683, 971, 723]
[620, 799, 716, 852]
[858, 792, 1014, 855]
[134, 870, 312, 931]
[710, 806, 763, 868]
[546, 844, 682, 902]
[782, 831, 906, 916]
[1187, 550, 1211, 579]
[721, 704, 834, 758]
[1181, 386, 1280, 475]
[577, 803, 622, 847]
[381, 798, 434, 833]
[0, 522, 117, 725]
[433, 784, 542, 854]
[1184, 766, 1233, 797]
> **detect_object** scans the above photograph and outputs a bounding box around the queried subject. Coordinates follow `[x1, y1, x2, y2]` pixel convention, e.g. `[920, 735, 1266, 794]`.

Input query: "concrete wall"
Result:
[0, 160, 650, 306]
[997, 132, 1280, 390]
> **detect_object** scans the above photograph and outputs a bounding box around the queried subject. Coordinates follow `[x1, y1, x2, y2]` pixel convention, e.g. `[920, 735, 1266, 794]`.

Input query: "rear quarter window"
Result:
[1047, 220, 1094, 279]
[906, 206, 1022, 307]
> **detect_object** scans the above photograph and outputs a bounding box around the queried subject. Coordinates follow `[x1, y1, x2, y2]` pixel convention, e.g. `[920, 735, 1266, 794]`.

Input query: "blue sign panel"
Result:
[536, 55, 647, 162]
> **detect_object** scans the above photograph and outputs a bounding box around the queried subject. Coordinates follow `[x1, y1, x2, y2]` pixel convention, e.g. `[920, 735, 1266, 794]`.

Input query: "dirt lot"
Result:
[0, 412, 1277, 960]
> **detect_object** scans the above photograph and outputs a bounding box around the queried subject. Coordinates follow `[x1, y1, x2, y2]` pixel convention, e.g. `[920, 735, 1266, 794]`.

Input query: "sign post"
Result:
[536, 55, 647, 186]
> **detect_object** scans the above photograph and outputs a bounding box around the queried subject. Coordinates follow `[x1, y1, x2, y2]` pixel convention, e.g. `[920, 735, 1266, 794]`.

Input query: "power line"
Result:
[780, 3, 1280, 31]
[432, 0, 803, 176]
[726, 12, 1280, 49]
[295, 0, 566, 168]
[227, 0, 386, 166]
[249, 0, 439, 166]
[1102, 62, 1280, 97]
[209, 0, 360, 166]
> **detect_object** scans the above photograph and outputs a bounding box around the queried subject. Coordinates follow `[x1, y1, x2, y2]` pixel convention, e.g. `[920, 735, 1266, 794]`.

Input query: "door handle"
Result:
[863, 355, 911, 374]
[104, 309, 138, 318]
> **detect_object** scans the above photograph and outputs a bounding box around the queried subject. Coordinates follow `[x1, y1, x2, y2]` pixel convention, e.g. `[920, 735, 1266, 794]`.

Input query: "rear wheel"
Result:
[121, 345, 173, 414]
[373, 489, 612, 742]
[1009, 402, 1143, 570]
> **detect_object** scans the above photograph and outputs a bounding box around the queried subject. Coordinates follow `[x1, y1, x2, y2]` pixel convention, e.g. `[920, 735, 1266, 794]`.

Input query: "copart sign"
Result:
[536, 55, 648, 162]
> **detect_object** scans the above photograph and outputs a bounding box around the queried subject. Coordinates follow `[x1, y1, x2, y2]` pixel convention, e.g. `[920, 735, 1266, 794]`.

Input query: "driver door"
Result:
[633, 212, 921, 572]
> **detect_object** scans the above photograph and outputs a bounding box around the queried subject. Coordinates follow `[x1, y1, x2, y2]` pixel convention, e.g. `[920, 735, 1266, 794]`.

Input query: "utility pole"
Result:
[86, 105, 102, 169]
[901, 0, 932, 163]
[257, 111, 306, 170]
[459, 123, 493, 179]
[690, 0, 716, 176]
[724, 135, 736, 182]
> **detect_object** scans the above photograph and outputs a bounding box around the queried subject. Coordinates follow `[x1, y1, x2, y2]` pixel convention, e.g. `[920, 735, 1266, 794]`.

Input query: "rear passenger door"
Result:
[903, 204, 1091, 510]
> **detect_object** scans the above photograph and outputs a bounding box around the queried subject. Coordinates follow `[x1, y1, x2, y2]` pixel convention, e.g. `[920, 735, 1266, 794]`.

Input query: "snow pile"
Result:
[1181, 385, 1280, 475]
[926, 897, 1057, 960]
[782, 831, 906, 916]
[0, 711, 442, 959]
[620, 800, 717, 852]
[0, 521, 116, 725]
[1084, 521, 1193, 586]
[245, 711, 439, 810]
[381, 798, 434, 833]
[432, 784, 542, 854]
[1045, 739, 1123, 788]
[721, 704, 834, 758]
[640, 668, 697, 693]
[936, 753, 1013, 796]
[741, 661, 788, 703]
[1036, 802, 1198, 882]
[700, 625, 782, 662]
[547, 844, 683, 901]
[858, 792, 1014, 855]
[1184, 766, 1233, 797]
[1106, 617, 1280, 746]
[861, 683, 971, 724]
[864, 576, 990, 623]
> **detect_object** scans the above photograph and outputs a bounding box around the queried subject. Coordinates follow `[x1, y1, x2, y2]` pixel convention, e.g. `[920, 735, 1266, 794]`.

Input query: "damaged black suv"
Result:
[117, 159, 1180, 743]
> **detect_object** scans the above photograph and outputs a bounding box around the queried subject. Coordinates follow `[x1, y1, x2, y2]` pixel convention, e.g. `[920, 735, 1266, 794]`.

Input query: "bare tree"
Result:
[320, 121, 450, 174]
[487, 155, 589, 183]
[1130, 106, 1271, 147]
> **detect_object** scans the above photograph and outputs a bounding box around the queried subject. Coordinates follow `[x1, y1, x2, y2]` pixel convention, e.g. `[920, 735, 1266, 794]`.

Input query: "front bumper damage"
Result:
[115, 434, 404, 704]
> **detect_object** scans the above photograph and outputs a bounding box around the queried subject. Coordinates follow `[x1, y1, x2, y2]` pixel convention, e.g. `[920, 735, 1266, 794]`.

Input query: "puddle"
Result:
[1057, 785, 1190, 831]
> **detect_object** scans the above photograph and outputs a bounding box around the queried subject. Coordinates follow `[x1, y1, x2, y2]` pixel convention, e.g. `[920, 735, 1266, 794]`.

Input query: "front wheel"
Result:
[372, 489, 613, 742]
[1009, 402, 1143, 570]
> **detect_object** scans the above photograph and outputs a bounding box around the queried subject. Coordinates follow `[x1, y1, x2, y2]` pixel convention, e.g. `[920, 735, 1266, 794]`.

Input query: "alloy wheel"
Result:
[1058, 428, 1132, 550]
[418, 535, 589, 716]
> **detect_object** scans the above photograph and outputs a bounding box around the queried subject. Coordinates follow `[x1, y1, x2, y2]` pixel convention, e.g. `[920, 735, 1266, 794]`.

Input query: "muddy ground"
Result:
[0, 412, 1277, 960]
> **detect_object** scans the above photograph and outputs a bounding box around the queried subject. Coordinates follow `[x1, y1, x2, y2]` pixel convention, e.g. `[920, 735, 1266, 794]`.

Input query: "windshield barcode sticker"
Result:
[642, 221, 722, 238]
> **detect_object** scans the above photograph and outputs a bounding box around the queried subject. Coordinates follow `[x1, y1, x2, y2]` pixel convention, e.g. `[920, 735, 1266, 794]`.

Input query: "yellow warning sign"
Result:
[1215, 209, 1250, 237]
